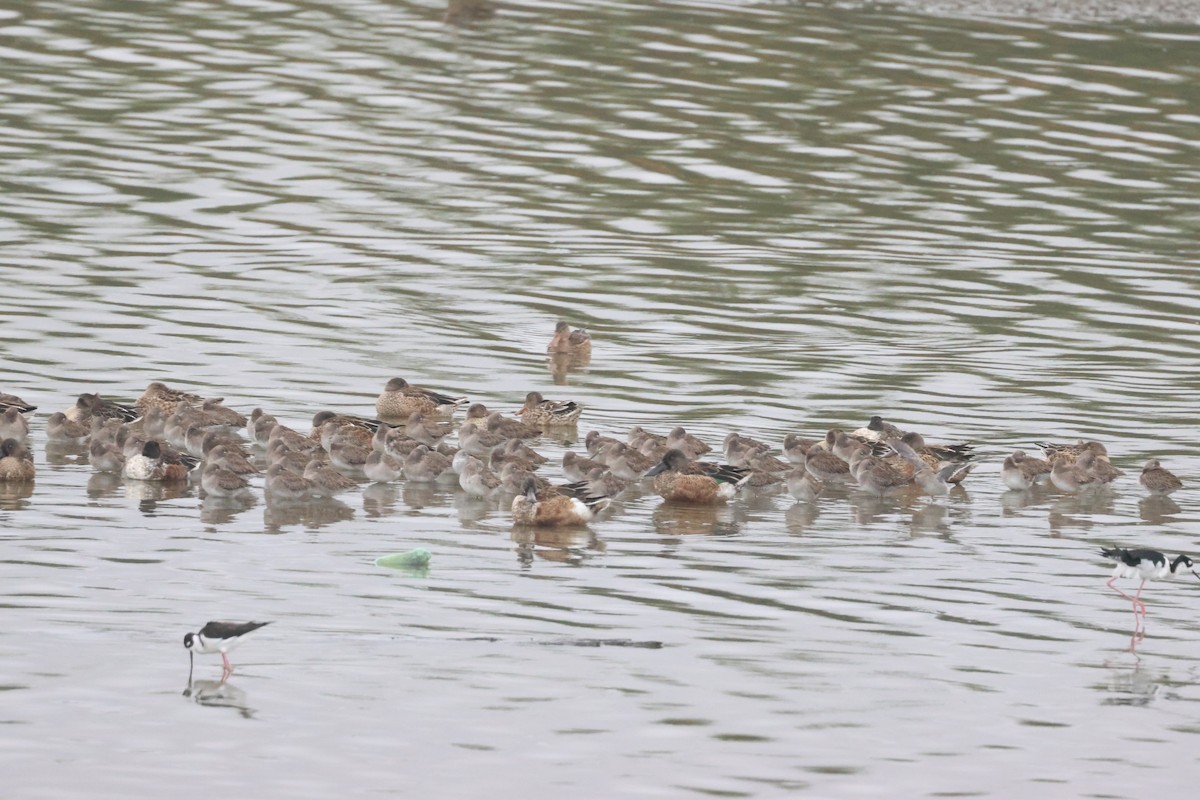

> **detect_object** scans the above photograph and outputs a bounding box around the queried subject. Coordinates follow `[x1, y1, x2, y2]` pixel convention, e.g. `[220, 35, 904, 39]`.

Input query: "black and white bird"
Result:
[1100, 547, 1198, 629]
[184, 621, 272, 680]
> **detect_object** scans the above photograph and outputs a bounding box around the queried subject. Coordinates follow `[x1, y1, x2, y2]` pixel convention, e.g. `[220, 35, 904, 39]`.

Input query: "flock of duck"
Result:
[0, 322, 1186, 532]
[2, 321, 1194, 670]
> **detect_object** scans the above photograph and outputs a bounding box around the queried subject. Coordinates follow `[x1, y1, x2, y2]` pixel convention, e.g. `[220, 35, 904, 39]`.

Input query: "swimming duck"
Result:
[403, 444, 454, 482]
[1140, 459, 1182, 496]
[562, 450, 606, 482]
[782, 434, 821, 464]
[511, 476, 609, 527]
[848, 449, 912, 495]
[124, 441, 190, 482]
[602, 442, 659, 481]
[0, 438, 35, 482]
[665, 427, 711, 459]
[66, 392, 139, 424]
[1001, 450, 1051, 490]
[303, 460, 358, 495]
[585, 430, 621, 457]
[375, 378, 466, 421]
[200, 462, 252, 498]
[803, 447, 852, 483]
[486, 411, 541, 440]
[46, 412, 90, 444]
[364, 449, 405, 483]
[851, 415, 907, 443]
[458, 424, 507, 458]
[0, 407, 29, 443]
[459, 456, 502, 496]
[264, 463, 319, 500]
[546, 321, 592, 356]
[786, 467, 823, 502]
[136, 382, 206, 416]
[0, 393, 35, 414]
[646, 449, 750, 504]
[518, 392, 582, 427]
[1050, 455, 1099, 493]
[405, 412, 453, 447]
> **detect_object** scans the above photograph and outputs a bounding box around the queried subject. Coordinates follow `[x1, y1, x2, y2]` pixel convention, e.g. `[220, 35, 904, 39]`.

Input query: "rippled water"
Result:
[3, 0, 1200, 796]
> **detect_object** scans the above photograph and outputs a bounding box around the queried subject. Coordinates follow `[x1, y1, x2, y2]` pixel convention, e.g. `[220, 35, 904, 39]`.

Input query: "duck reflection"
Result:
[183, 677, 256, 719]
[263, 496, 354, 531]
[651, 501, 740, 536]
[1000, 484, 1049, 515]
[44, 441, 88, 466]
[1138, 495, 1182, 525]
[200, 493, 258, 525]
[87, 471, 123, 499]
[0, 482, 34, 510]
[124, 477, 194, 511]
[362, 482, 401, 518]
[846, 485, 922, 526]
[784, 499, 820, 534]
[547, 352, 590, 385]
[402, 481, 456, 511]
[511, 524, 604, 566]
[1047, 489, 1116, 534]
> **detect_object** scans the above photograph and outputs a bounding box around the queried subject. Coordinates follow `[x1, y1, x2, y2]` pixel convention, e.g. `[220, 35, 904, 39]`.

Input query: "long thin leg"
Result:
[1133, 580, 1148, 616]
[221, 651, 233, 681]
[1108, 577, 1145, 629]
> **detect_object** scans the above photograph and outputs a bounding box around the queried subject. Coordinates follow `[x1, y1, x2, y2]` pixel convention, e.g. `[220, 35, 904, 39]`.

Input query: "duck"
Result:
[246, 408, 277, 445]
[1050, 455, 1100, 493]
[0, 407, 29, 443]
[405, 412, 453, 447]
[894, 431, 974, 463]
[1080, 450, 1122, 484]
[518, 391, 582, 427]
[200, 462, 252, 498]
[498, 462, 552, 494]
[88, 438, 125, 473]
[404, 445, 454, 482]
[196, 398, 247, 429]
[123, 441, 190, 482]
[206, 444, 258, 476]
[0, 438, 35, 482]
[723, 432, 770, 466]
[264, 463, 319, 500]
[363, 449, 405, 483]
[375, 378, 466, 421]
[1001, 450, 1051, 490]
[312, 411, 380, 441]
[1139, 459, 1182, 496]
[665, 427, 711, 459]
[66, 392, 139, 424]
[136, 382, 206, 416]
[45, 412, 91, 444]
[562, 450, 606, 483]
[458, 403, 492, 431]
[486, 411, 541, 440]
[546, 321, 591, 356]
[488, 440, 546, 473]
[511, 477, 609, 527]
[303, 460, 359, 495]
[1037, 439, 1110, 467]
[645, 449, 750, 504]
[0, 392, 35, 414]
[851, 415, 907, 443]
[458, 424, 507, 458]
[782, 433, 821, 464]
[459, 456, 502, 496]
[328, 438, 369, 472]
[888, 438, 965, 498]
[786, 467, 823, 502]
[585, 430, 621, 457]
[848, 449, 912, 495]
[602, 441, 659, 481]
[582, 466, 629, 498]
[803, 447, 852, 483]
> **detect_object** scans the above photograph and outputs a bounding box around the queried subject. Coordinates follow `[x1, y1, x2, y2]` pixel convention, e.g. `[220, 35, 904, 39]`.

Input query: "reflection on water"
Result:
[2, 0, 1200, 797]
[183, 678, 256, 719]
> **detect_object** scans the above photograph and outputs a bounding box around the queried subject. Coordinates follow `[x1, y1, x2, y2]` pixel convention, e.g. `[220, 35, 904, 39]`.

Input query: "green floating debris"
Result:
[374, 548, 432, 570]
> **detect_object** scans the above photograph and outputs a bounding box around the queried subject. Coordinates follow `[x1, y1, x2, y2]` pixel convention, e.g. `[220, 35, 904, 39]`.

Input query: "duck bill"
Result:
[645, 461, 668, 477]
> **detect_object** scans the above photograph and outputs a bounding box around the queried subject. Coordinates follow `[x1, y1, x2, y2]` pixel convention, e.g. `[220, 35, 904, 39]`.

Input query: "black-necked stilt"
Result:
[184, 621, 272, 680]
[1100, 547, 1198, 629]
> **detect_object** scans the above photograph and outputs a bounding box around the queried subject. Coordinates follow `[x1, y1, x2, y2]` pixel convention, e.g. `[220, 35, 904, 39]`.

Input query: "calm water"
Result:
[3, 0, 1200, 796]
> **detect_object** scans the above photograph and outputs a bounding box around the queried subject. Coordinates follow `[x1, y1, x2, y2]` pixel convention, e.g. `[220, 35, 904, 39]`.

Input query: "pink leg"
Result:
[1107, 577, 1146, 629]
[1132, 580, 1148, 617]
[221, 652, 233, 678]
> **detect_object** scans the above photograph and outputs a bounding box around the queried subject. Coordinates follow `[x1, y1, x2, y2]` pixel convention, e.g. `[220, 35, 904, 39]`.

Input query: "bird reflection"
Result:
[0, 482, 34, 510]
[362, 482, 401, 518]
[1047, 489, 1116, 534]
[784, 500, 820, 534]
[124, 478, 194, 505]
[546, 352, 590, 385]
[999, 484, 1048, 515]
[1138, 495, 1182, 525]
[1099, 656, 1164, 705]
[846, 485, 922, 526]
[200, 493, 258, 525]
[183, 677, 256, 719]
[87, 471, 123, 499]
[402, 481, 456, 511]
[651, 501, 740, 536]
[263, 496, 354, 531]
[44, 441, 88, 466]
